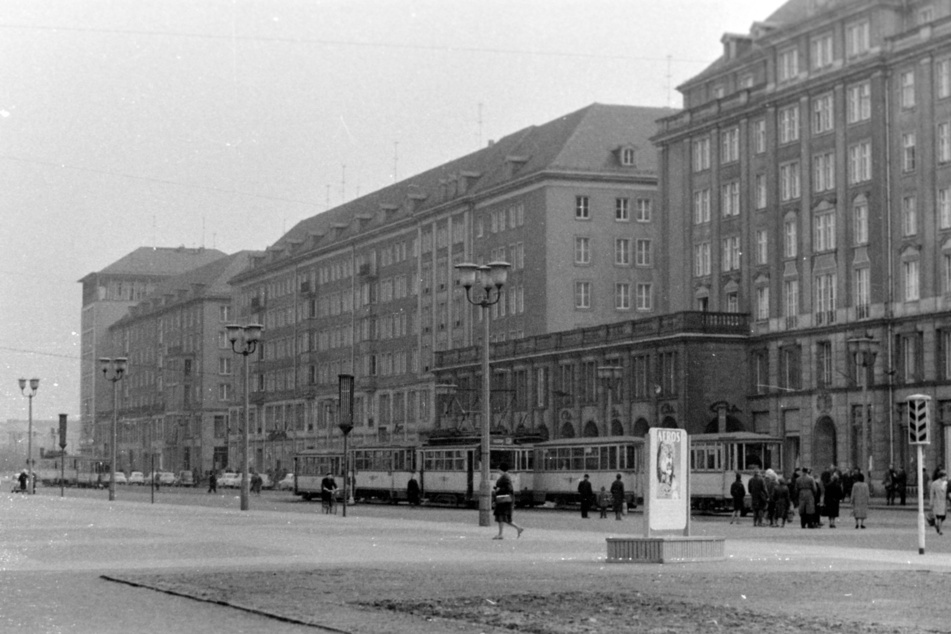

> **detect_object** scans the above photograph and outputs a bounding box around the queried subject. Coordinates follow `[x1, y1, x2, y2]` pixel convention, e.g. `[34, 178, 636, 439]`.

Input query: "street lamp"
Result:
[455, 260, 510, 527]
[17, 377, 39, 494]
[848, 335, 879, 478]
[226, 323, 264, 511]
[597, 364, 623, 436]
[99, 358, 127, 502]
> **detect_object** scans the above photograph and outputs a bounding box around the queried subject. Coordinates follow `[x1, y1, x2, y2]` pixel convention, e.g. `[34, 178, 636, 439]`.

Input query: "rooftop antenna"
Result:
[341, 164, 346, 203]
[666, 55, 673, 108]
[393, 141, 399, 182]
[477, 102, 484, 148]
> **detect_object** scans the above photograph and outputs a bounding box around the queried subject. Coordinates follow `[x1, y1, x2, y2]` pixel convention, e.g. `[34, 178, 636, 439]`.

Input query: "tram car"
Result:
[688, 432, 784, 511]
[351, 443, 418, 503]
[293, 449, 345, 501]
[532, 437, 644, 508]
[417, 441, 534, 507]
[31, 455, 110, 488]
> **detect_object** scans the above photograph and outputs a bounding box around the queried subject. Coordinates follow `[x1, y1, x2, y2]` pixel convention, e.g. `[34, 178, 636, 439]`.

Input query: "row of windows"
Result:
[574, 196, 653, 222]
[574, 237, 653, 267]
[573, 281, 653, 311]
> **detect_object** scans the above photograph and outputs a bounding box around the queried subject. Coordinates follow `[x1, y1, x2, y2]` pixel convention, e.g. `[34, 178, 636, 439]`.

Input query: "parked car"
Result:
[113, 472, 128, 485]
[175, 471, 195, 487]
[128, 471, 145, 485]
[256, 474, 272, 490]
[277, 473, 295, 491]
[154, 471, 176, 486]
[218, 472, 240, 488]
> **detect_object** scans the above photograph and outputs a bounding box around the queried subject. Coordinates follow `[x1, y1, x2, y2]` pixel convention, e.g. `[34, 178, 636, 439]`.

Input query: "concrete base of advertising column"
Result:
[605, 536, 725, 564]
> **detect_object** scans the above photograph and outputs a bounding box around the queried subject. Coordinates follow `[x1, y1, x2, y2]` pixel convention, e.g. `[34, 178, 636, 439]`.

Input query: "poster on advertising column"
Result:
[646, 427, 689, 536]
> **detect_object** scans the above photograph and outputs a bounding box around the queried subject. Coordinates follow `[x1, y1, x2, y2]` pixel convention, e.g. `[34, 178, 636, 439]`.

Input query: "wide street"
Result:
[2, 483, 951, 632]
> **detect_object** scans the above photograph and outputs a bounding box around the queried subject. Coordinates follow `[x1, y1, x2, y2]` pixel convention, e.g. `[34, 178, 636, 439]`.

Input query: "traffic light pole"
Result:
[917, 443, 925, 555]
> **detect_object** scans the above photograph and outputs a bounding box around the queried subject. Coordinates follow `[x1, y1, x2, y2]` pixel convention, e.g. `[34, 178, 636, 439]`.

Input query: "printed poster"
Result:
[647, 427, 688, 533]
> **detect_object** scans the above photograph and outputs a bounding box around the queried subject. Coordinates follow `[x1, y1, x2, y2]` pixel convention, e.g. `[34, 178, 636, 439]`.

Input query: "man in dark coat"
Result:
[578, 474, 594, 518]
[407, 474, 421, 506]
[610, 474, 625, 520]
[747, 470, 768, 526]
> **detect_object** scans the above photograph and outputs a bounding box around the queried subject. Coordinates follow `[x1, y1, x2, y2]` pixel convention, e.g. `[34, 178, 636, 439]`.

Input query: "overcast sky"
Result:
[0, 0, 787, 424]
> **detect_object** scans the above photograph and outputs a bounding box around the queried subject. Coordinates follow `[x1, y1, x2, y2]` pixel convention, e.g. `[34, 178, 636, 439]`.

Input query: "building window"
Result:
[756, 286, 770, 321]
[778, 47, 799, 82]
[721, 236, 740, 272]
[721, 127, 739, 163]
[621, 147, 636, 165]
[813, 151, 835, 192]
[945, 253, 951, 293]
[814, 210, 836, 252]
[784, 218, 798, 258]
[897, 333, 923, 383]
[636, 284, 652, 311]
[635, 239, 652, 267]
[218, 357, 232, 375]
[848, 141, 872, 184]
[721, 181, 740, 216]
[811, 33, 834, 70]
[725, 292, 739, 313]
[938, 59, 951, 99]
[902, 195, 917, 236]
[219, 305, 232, 322]
[814, 272, 836, 324]
[754, 173, 767, 210]
[816, 341, 833, 389]
[847, 81, 871, 123]
[614, 238, 631, 266]
[752, 349, 769, 394]
[756, 230, 768, 264]
[779, 161, 801, 201]
[901, 70, 916, 109]
[615, 198, 630, 221]
[939, 123, 951, 164]
[846, 20, 870, 58]
[854, 267, 870, 318]
[574, 281, 591, 309]
[218, 383, 233, 401]
[784, 279, 800, 318]
[779, 345, 802, 390]
[940, 188, 951, 229]
[694, 242, 711, 277]
[693, 189, 711, 224]
[574, 237, 590, 264]
[853, 199, 869, 244]
[692, 137, 711, 172]
[779, 105, 800, 144]
[635, 199, 652, 222]
[615, 283, 630, 310]
[575, 196, 590, 219]
[904, 259, 920, 301]
[754, 119, 766, 153]
[813, 94, 834, 134]
[902, 133, 916, 172]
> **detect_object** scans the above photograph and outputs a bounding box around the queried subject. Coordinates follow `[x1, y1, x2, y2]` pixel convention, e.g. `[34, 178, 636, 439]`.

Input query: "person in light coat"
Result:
[850, 472, 870, 529]
[930, 470, 949, 535]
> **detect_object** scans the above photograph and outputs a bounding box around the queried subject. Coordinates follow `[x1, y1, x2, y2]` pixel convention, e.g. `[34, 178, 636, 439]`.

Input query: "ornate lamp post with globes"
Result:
[226, 323, 263, 511]
[99, 358, 127, 502]
[454, 260, 510, 527]
[18, 377, 39, 494]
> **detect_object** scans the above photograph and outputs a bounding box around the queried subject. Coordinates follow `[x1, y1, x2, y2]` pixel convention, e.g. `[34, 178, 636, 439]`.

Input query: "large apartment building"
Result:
[228, 104, 669, 458]
[654, 0, 951, 482]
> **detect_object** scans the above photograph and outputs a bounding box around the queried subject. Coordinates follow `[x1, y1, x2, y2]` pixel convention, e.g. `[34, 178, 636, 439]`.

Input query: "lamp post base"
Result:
[479, 497, 493, 527]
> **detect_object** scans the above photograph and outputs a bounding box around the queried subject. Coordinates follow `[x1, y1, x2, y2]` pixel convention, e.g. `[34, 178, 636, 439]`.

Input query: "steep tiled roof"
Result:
[85, 246, 227, 279]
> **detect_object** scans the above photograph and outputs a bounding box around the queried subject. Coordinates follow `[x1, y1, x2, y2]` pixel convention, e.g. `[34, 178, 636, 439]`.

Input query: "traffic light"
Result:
[908, 395, 931, 445]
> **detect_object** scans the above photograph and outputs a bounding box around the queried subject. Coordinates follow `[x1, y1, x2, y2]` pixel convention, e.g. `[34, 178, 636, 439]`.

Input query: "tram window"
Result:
[625, 445, 636, 470]
[571, 448, 585, 470]
[743, 444, 764, 470]
[525, 451, 534, 470]
[585, 448, 599, 471]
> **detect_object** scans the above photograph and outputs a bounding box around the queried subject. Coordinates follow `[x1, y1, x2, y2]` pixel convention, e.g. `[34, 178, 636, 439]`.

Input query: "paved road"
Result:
[3, 486, 950, 632]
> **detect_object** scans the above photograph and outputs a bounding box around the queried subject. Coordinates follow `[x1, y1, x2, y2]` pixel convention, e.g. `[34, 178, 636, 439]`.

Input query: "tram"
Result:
[532, 436, 644, 508]
[688, 432, 784, 511]
[417, 441, 534, 507]
[351, 443, 418, 503]
[292, 450, 345, 501]
[33, 455, 110, 488]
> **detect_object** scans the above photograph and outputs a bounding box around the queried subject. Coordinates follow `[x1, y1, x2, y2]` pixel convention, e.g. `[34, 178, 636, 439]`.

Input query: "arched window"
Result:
[583, 420, 600, 437]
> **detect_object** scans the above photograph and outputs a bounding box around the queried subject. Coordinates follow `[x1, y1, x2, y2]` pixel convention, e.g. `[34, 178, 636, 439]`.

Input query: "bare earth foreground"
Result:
[110, 565, 945, 633]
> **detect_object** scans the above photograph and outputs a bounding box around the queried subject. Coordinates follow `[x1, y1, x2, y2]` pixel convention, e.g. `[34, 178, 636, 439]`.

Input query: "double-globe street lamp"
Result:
[455, 261, 510, 527]
[847, 335, 879, 477]
[17, 377, 39, 494]
[226, 323, 263, 511]
[99, 358, 127, 502]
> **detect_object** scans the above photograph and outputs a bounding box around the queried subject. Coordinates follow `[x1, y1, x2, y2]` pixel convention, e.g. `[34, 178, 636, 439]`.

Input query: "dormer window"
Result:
[620, 146, 636, 166]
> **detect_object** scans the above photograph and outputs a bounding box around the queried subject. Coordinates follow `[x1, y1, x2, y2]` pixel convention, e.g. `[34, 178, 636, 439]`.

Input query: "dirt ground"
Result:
[111, 565, 949, 633]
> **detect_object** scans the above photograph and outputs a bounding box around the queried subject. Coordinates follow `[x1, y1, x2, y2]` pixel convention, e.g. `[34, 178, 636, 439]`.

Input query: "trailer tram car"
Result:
[293, 450, 345, 501]
[532, 437, 644, 508]
[689, 432, 784, 512]
[352, 444, 418, 503]
[33, 455, 110, 488]
[418, 441, 533, 507]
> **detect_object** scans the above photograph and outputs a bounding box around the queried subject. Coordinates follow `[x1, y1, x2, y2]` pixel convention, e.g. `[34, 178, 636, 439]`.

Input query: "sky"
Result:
[0, 0, 788, 424]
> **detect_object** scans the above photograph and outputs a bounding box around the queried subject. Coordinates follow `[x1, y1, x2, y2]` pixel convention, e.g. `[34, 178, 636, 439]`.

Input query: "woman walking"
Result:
[824, 472, 843, 528]
[850, 472, 870, 529]
[493, 464, 524, 540]
[930, 470, 948, 535]
[729, 473, 745, 524]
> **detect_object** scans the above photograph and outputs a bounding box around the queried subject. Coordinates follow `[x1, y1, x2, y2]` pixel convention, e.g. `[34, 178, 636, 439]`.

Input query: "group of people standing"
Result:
[731, 465, 871, 530]
[577, 473, 627, 520]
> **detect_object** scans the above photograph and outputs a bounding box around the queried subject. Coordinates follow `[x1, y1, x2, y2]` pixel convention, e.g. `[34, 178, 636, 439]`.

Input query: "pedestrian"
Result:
[407, 473, 421, 506]
[930, 470, 948, 535]
[597, 486, 611, 519]
[251, 472, 262, 495]
[748, 469, 768, 526]
[824, 472, 843, 528]
[796, 468, 818, 529]
[851, 472, 870, 529]
[321, 471, 337, 514]
[764, 469, 778, 526]
[842, 469, 855, 502]
[896, 468, 907, 505]
[610, 473, 625, 520]
[883, 464, 897, 505]
[789, 467, 801, 510]
[577, 474, 593, 518]
[729, 472, 745, 524]
[923, 468, 932, 499]
[772, 477, 791, 527]
[207, 470, 218, 493]
[492, 463, 523, 539]
[17, 470, 27, 492]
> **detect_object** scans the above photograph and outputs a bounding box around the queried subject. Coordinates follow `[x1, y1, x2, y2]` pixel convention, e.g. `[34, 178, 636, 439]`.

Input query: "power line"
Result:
[0, 22, 711, 65]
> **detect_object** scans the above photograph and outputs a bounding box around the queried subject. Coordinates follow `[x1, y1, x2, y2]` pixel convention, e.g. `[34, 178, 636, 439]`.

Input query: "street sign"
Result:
[58, 414, 68, 449]
[907, 394, 931, 445]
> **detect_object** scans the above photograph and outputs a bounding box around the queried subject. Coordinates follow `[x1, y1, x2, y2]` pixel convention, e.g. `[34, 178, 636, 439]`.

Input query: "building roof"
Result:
[258, 103, 672, 264]
[79, 246, 227, 283]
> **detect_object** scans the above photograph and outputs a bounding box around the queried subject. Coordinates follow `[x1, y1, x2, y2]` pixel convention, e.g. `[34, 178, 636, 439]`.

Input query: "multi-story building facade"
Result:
[654, 0, 951, 484]
[229, 104, 669, 458]
[78, 247, 226, 458]
[104, 252, 253, 476]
